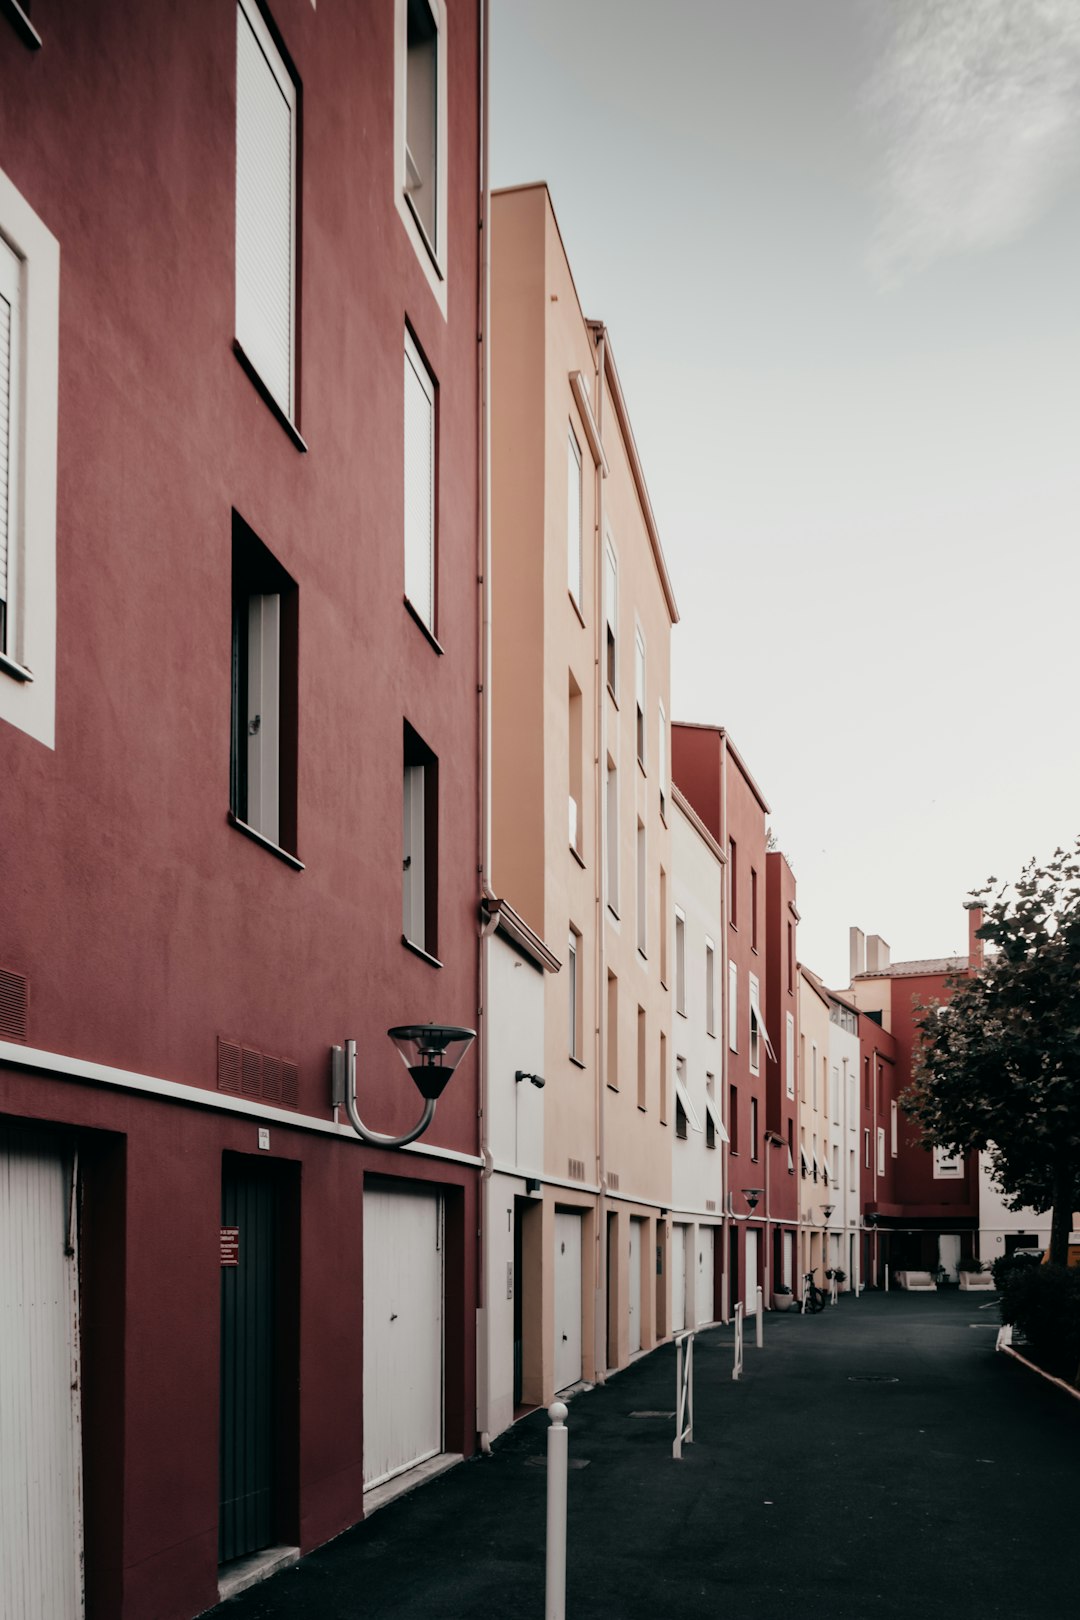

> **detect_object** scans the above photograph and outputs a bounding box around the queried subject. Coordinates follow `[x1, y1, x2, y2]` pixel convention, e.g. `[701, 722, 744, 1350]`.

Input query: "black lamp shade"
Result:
[388, 1024, 476, 1101]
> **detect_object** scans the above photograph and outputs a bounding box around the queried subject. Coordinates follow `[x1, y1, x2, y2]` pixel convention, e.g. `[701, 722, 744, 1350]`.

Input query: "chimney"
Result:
[849, 927, 866, 981]
[966, 903, 984, 969]
[865, 934, 891, 973]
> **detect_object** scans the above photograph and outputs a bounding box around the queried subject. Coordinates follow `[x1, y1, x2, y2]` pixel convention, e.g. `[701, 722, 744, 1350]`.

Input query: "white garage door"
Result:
[0, 1126, 83, 1620]
[363, 1183, 443, 1490]
[695, 1226, 714, 1326]
[628, 1218, 643, 1353]
[553, 1212, 582, 1392]
[671, 1224, 688, 1333]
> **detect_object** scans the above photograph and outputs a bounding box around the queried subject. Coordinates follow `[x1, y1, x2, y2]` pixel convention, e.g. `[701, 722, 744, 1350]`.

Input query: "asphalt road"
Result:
[209, 1291, 1080, 1619]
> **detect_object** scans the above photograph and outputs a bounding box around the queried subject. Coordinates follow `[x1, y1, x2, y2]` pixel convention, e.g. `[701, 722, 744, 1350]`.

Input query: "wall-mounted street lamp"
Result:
[744, 1187, 764, 1213]
[821, 1204, 834, 1224]
[331, 1024, 476, 1148]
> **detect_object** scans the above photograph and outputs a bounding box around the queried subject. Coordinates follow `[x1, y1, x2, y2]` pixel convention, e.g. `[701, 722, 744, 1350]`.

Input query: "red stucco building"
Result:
[0, 3, 485, 1615]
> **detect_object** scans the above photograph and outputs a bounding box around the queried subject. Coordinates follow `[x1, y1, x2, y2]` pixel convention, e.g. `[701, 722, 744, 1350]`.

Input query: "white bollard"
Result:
[545, 1401, 569, 1620]
[755, 1285, 764, 1347]
[884, 1264, 889, 1294]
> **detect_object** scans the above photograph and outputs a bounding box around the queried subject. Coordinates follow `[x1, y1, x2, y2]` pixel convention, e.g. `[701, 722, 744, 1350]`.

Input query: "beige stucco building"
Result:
[487, 184, 678, 1418]
[797, 965, 833, 1292]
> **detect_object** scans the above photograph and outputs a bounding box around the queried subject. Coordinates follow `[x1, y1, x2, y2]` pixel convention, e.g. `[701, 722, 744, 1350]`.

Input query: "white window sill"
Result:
[403, 596, 444, 653]
[0, 651, 33, 683]
[2, 0, 40, 47]
[569, 845, 586, 869]
[568, 590, 586, 629]
[403, 189, 445, 281]
[402, 936, 443, 969]
[228, 812, 304, 870]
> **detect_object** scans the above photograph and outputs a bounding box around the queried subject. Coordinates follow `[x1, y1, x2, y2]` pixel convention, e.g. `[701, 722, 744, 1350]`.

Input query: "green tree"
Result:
[902, 842, 1080, 1266]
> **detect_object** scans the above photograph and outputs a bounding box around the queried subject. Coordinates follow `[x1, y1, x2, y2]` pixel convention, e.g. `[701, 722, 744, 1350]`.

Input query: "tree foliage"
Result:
[902, 841, 1080, 1265]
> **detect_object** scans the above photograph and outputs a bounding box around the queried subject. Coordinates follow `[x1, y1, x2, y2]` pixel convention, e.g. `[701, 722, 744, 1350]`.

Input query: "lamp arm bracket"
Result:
[335, 1041, 437, 1149]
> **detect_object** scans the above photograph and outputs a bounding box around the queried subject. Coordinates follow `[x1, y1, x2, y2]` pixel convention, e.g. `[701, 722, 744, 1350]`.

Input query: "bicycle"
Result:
[801, 1268, 827, 1315]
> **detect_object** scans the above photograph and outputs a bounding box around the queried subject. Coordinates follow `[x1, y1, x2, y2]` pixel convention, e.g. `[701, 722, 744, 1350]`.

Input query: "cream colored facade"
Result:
[797, 966, 833, 1293]
[489, 185, 678, 1411]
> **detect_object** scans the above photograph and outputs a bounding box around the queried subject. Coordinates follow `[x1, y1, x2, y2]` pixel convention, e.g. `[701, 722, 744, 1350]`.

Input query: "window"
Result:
[230, 516, 299, 860]
[604, 541, 618, 695]
[848, 1067, 856, 1123]
[568, 673, 583, 857]
[706, 1074, 717, 1149]
[659, 869, 669, 985]
[0, 165, 59, 747]
[864, 1057, 870, 1109]
[567, 427, 583, 607]
[876, 1126, 885, 1176]
[750, 867, 758, 950]
[404, 329, 436, 634]
[785, 1012, 795, 1100]
[568, 927, 581, 1060]
[675, 1091, 687, 1140]
[636, 819, 647, 956]
[786, 1117, 794, 1172]
[675, 909, 686, 1016]
[704, 937, 715, 1035]
[605, 756, 619, 915]
[728, 960, 738, 1051]
[659, 1029, 667, 1124]
[864, 1128, 870, 1169]
[403, 723, 439, 955]
[832, 1066, 840, 1125]
[890, 1099, 898, 1157]
[787, 921, 794, 992]
[398, 0, 447, 285]
[849, 1148, 856, 1192]
[606, 971, 618, 1089]
[933, 1145, 963, 1179]
[658, 700, 668, 820]
[637, 1005, 646, 1110]
[749, 973, 761, 1075]
[832, 1144, 839, 1186]
[811, 1043, 818, 1110]
[728, 1082, 739, 1154]
[750, 1096, 759, 1161]
[235, 0, 298, 427]
[3, 1, 41, 48]
[634, 628, 646, 768]
[728, 839, 737, 926]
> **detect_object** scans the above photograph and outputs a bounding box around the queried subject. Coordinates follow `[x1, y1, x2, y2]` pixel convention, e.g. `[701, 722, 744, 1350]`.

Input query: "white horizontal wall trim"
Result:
[0, 1040, 483, 1168]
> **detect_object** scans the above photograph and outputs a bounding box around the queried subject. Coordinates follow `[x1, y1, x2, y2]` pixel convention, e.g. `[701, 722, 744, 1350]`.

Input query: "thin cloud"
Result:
[865, 0, 1080, 284]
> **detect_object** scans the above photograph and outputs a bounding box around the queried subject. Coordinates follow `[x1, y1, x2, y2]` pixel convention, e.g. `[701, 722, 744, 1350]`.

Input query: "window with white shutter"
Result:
[403, 331, 436, 633]
[567, 427, 582, 607]
[235, 0, 297, 424]
[403, 724, 439, 958]
[0, 165, 59, 749]
[395, 0, 448, 306]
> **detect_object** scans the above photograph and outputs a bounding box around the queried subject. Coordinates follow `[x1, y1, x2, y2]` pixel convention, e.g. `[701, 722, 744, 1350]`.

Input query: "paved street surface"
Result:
[209, 1292, 1079, 1619]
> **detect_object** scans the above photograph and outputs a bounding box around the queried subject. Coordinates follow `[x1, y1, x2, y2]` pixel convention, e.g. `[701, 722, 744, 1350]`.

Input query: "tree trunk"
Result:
[1049, 1159, 1073, 1267]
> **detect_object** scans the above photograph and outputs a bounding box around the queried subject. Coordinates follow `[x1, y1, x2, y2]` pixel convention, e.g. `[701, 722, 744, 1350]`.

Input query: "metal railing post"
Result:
[545, 1401, 568, 1620]
[884, 1263, 890, 1294]
[755, 1285, 764, 1346]
[732, 1302, 744, 1381]
[673, 1330, 695, 1459]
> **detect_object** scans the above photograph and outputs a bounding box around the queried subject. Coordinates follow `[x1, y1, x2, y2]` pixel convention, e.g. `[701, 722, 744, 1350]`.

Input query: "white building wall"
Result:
[480, 926, 548, 1443]
[670, 798, 725, 1323]
[977, 1152, 1051, 1264]
[828, 1020, 860, 1290]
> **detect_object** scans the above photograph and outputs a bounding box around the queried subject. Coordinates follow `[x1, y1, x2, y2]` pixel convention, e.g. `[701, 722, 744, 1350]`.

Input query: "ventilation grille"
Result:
[705, 1199, 716, 1212]
[606, 1170, 620, 1191]
[567, 1158, 586, 1182]
[218, 1038, 299, 1107]
[0, 968, 28, 1042]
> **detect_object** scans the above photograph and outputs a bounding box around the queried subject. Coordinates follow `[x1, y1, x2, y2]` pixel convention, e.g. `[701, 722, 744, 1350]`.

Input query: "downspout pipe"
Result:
[590, 323, 608, 1383]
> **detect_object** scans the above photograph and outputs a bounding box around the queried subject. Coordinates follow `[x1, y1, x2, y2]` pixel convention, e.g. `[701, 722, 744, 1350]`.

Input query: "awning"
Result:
[704, 1090, 729, 1143]
[673, 1074, 703, 1134]
[800, 1144, 810, 1175]
[787, 1142, 794, 1173]
[750, 996, 777, 1062]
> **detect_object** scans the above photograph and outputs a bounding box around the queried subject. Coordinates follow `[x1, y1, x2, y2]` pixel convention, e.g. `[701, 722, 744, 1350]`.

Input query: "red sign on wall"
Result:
[220, 1226, 240, 1267]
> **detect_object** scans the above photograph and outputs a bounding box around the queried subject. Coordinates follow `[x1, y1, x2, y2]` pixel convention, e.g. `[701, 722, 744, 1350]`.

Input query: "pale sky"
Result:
[490, 0, 1080, 988]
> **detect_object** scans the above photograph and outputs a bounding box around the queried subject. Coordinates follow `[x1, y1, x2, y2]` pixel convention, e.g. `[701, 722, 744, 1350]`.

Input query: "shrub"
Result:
[957, 1255, 984, 1273]
[997, 1263, 1080, 1383]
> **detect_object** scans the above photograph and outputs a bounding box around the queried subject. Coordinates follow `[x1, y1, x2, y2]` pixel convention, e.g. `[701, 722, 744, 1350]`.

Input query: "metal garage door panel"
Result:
[553, 1212, 582, 1392]
[628, 1219, 642, 1354]
[671, 1225, 687, 1334]
[695, 1226, 714, 1327]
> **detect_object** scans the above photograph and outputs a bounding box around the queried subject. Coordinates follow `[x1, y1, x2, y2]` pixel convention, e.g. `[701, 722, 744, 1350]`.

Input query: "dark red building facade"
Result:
[0, 3, 485, 1616]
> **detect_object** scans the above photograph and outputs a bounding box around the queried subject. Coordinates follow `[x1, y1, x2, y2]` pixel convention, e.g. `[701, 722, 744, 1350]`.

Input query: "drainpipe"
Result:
[588, 322, 608, 1383]
[476, 0, 493, 1456]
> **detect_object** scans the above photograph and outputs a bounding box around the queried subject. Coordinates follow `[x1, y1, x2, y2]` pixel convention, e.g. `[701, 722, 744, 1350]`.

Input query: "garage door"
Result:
[696, 1226, 714, 1326]
[363, 1184, 443, 1490]
[670, 1224, 688, 1333]
[628, 1218, 643, 1353]
[745, 1227, 759, 1314]
[553, 1212, 582, 1392]
[0, 1126, 83, 1620]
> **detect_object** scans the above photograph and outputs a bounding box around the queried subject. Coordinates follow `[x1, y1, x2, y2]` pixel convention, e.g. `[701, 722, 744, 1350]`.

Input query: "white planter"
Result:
[772, 1294, 794, 1312]
[958, 1271, 996, 1290]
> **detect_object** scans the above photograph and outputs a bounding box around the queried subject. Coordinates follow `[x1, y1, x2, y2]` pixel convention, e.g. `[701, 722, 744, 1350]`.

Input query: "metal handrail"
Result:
[672, 1329, 695, 1459]
[732, 1301, 744, 1381]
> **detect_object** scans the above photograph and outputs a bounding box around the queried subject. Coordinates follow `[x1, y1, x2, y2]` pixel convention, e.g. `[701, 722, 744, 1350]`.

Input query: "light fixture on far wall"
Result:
[744, 1187, 764, 1213]
[331, 1023, 476, 1148]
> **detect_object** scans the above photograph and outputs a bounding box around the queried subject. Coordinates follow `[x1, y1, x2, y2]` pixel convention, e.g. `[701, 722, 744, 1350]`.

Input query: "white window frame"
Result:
[567, 425, 583, 608]
[604, 538, 618, 697]
[403, 329, 436, 633]
[235, 0, 298, 424]
[394, 0, 449, 313]
[864, 1128, 870, 1168]
[728, 959, 738, 1052]
[636, 818, 647, 958]
[704, 936, 715, 1035]
[890, 1099, 898, 1158]
[568, 927, 581, 1060]
[245, 593, 282, 846]
[785, 1012, 795, 1100]
[876, 1126, 886, 1177]
[748, 972, 761, 1075]
[658, 698, 668, 821]
[832, 1066, 840, 1125]
[0, 165, 59, 749]
[634, 625, 646, 770]
[675, 908, 687, 1017]
[933, 1145, 963, 1179]
[605, 755, 619, 917]
[403, 760, 427, 948]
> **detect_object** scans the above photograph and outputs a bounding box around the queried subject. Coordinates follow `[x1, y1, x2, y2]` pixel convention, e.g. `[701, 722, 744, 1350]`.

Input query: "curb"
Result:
[998, 1338, 1080, 1404]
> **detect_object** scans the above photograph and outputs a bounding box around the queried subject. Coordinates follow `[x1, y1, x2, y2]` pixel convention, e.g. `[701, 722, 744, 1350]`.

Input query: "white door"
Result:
[670, 1225, 687, 1333]
[0, 1127, 83, 1620]
[783, 1231, 794, 1291]
[938, 1232, 961, 1283]
[695, 1226, 714, 1326]
[745, 1227, 759, 1314]
[363, 1184, 443, 1490]
[553, 1212, 582, 1392]
[628, 1219, 642, 1353]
